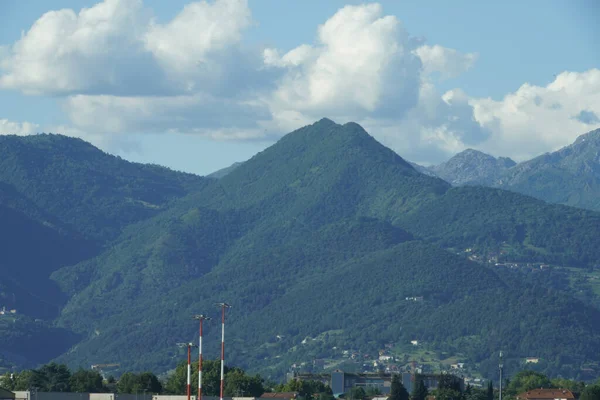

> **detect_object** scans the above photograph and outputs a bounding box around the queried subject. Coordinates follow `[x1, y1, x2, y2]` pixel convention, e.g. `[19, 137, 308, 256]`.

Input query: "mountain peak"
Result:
[431, 149, 515, 186]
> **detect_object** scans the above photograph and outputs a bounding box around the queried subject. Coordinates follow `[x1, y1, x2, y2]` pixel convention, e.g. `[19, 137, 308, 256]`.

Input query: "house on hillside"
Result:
[516, 389, 575, 400]
[525, 357, 540, 364]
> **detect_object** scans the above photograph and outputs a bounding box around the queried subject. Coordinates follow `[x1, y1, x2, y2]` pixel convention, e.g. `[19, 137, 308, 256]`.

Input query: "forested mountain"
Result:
[0, 134, 206, 242]
[429, 149, 516, 185]
[495, 128, 600, 211]
[207, 161, 244, 179]
[2, 121, 600, 381]
[424, 128, 600, 212]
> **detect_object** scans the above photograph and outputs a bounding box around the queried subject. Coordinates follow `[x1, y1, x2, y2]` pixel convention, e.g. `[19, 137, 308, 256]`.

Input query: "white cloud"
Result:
[144, 0, 251, 77]
[0, 0, 163, 95]
[2, 0, 597, 167]
[0, 0, 258, 97]
[414, 45, 478, 80]
[470, 68, 600, 161]
[263, 3, 422, 128]
[0, 119, 39, 135]
[64, 93, 270, 137]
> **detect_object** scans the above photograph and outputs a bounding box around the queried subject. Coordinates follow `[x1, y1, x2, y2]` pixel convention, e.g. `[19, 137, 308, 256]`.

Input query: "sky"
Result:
[0, 0, 599, 175]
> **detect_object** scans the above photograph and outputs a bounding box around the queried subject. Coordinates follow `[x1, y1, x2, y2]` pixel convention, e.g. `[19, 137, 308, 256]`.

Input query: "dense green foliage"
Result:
[3, 120, 600, 382]
[164, 359, 263, 396]
[496, 128, 600, 212]
[390, 374, 409, 400]
[0, 134, 205, 242]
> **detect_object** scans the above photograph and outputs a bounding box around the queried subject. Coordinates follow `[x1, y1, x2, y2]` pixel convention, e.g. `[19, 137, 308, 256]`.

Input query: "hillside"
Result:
[207, 162, 244, 179]
[40, 119, 600, 380]
[430, 149, 516, 185]
[495, 128, 600, 211]
[0, 134, 206, 242]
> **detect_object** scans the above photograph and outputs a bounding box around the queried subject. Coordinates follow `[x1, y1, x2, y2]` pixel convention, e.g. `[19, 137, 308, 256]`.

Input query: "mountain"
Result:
[207, 162, 244, 179]
[407, 161, 438, 177]
[495, 128, 600, 211]
[0, 134, 209, 367]
[0, 134, 206, 242]
[21, 119, 599, 381]
[429, 149, 516, 186]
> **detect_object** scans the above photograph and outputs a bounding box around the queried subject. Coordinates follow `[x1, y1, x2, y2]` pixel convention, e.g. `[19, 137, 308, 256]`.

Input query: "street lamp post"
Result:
[215, 303, 232, 400]
[193, 314, 211, 400]
[177, 342, 198, 400]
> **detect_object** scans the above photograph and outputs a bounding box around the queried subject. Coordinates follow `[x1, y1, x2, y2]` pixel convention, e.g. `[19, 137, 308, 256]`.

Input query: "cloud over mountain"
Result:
[0, 0, 598, 164]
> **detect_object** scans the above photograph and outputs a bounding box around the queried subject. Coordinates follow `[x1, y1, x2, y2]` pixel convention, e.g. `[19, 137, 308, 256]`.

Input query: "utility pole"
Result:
[216, 303, 232, 400]
[177, 342, 198, 400]
[499, 351, 503, 400]
[193, 314, 211, 400]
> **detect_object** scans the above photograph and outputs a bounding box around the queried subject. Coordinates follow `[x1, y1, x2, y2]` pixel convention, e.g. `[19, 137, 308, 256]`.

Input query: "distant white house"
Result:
[411, 340, 419, 346]
[525, 357, 540, 364]
[379, 355, 393, 361]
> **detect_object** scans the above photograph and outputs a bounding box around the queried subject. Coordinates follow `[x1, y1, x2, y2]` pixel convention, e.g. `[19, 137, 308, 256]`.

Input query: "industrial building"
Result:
[291, 371, 464, 395]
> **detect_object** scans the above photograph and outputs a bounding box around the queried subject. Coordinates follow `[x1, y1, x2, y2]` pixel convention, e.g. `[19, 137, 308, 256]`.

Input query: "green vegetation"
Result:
[2, 120, 600, 382]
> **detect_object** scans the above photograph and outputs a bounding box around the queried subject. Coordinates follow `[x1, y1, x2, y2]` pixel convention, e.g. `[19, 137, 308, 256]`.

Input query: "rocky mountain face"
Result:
[428, 149, 516, 186]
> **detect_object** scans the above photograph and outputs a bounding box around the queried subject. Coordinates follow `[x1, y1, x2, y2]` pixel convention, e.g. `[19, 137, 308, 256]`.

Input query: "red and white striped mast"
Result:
[177, 342, 197, 400]
[193, 314, 211, 400]
[215, 303, 231, 400]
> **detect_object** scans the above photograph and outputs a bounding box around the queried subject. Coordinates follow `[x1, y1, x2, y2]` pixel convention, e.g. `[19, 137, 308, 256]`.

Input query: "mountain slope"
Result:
[0, 134, 206, 242]
[207, 162, 244, 179]
[45, 119, 600, 380]
[430, 149, 516, 185]
[495, 128, 600, 211]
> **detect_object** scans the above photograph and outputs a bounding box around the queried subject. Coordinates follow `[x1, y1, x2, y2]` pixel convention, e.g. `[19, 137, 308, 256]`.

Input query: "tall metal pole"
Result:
[177, 342, 197, 400]
[187, 343, 192, 400]
[499, 351, 503, 400]
[216, 303, 231, 400]
[194, 315, 211, 400]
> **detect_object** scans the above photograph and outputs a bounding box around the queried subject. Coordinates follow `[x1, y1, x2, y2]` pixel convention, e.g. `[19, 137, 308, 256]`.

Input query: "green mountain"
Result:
[426, 129, 600, 212]
[0, 134, 208, 368]
[0, 134, 206, 242]
[495, 128, 600, 211]
[15, 119, 595, 381]
[207, 162, 244, 179]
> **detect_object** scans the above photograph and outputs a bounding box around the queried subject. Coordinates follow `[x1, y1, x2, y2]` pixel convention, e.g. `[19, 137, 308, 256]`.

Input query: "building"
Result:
[292, 371, 464, 396]
[261, 393, 298, 400]
[0, 388, 15, 400]
[516, 389, 575, 400]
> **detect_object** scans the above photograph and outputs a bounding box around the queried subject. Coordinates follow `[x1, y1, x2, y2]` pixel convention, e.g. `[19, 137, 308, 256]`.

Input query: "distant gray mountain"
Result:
[408, 161, 438, 177]
[429, 149, 516, 186]
[494, 128, 600, 211]
[207, 161, 243, 179]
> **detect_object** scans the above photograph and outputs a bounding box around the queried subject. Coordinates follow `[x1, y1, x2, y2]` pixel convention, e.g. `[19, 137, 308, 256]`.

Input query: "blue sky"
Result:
[0, 0, 599, 175]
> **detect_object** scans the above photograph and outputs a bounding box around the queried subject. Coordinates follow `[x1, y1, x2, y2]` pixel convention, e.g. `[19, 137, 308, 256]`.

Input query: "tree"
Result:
[69, 369, 105, 393]
[580, 385, 600, 400]
[487, 381, 494, 400]
[138, 372, 163, 394]
[412, 379, 428, 400]
[34, 363, 72, 392]
[348, 386, 366, 400]
[506, 371, 551, 396]
[390, 374, 410, 400]
[224, 368, 264, 397]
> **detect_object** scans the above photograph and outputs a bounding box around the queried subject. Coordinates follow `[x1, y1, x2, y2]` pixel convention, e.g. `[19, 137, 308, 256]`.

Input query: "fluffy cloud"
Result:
[263, 3, 422, 128]
[65, 93, 270, 137]
[0, 0, 257, 97]
[414, 45, 478, 80]
[0, 119, 39, 135]
[470, 68, 600, 161]
[1, 0, 598, 166]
